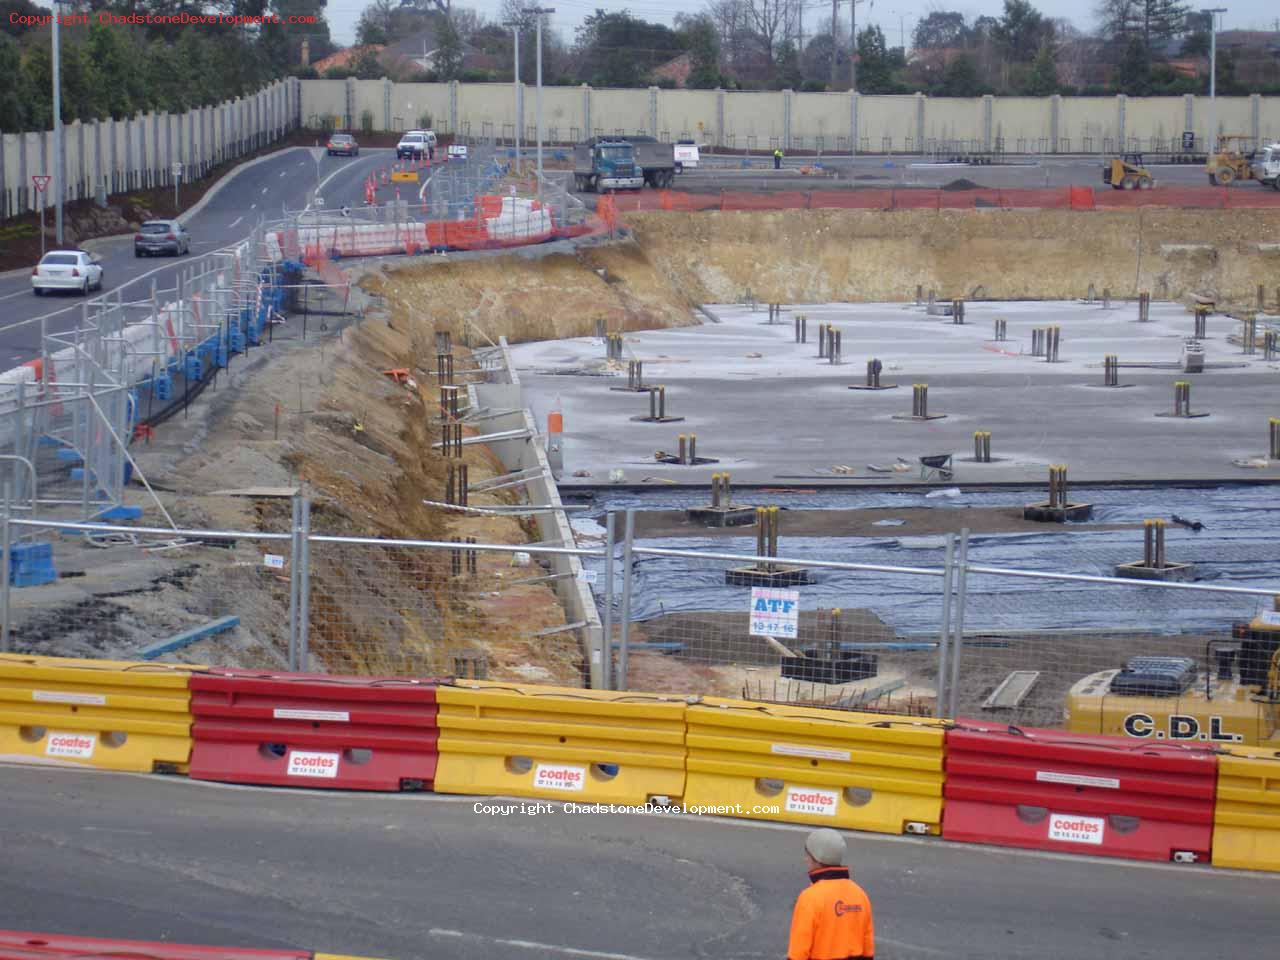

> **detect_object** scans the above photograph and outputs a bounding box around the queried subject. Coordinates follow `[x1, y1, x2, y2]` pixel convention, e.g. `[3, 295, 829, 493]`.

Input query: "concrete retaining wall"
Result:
[300, 81, 1279, 155]
[470, 337, 604, 688]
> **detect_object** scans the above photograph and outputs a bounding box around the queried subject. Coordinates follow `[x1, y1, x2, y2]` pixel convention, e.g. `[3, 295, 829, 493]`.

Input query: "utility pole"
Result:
[504, 20, 522, 175]
[524, 6, 555, 201]
[51, 0, 64, 245]
[1201, 7, 1227, 155]
[831, 0, 838, 87]
[850, 0, 859, 93]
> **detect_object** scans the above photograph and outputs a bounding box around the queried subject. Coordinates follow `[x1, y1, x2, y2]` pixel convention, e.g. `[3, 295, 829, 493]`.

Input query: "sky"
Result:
[324, 0, 1280, 50]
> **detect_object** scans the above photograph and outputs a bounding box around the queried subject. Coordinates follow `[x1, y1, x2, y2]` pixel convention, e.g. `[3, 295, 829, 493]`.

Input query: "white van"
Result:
[674, 140, 700, 172]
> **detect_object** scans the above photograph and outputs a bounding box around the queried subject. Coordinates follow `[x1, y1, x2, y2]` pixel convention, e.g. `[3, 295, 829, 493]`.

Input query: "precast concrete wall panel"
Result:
[1195, 96, 1254, 142]
[391, 83, 450, 132]
[923, 97, 984, 147]
[540, 86, 586, 142]
[1261, 99, 1280, 143]
[722, 91, 785, 146]
[860, 96, 918, 151]
[992, 98, 1050, 150]
[303, 80, 349, 125]
[1125, 97, 1186, 148]
[792, 92, 850, 148]
[656, 90, 717, 141]
[591, 89, 651, 138]
[1060, 98, 1118, 152]
[352, 79, 384, 125]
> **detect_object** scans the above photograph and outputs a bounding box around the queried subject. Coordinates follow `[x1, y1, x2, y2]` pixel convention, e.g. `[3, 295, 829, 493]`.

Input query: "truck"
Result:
[1250, 142, 1280, 190]
[572, 137, 677, 192]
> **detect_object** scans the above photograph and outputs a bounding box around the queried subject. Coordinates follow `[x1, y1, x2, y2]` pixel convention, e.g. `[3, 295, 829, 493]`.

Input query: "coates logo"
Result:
[46, 732, 96, 759]
[533, 764, 586, 791]
[784, 786, 839, 817]
[1047, 812, 1105, 846]
[834, 901, 863, 917]
[286, 750, 340, 779]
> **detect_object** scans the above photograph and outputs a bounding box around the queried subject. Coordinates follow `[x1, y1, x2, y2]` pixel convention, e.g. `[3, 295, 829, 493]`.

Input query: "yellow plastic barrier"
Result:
[0, 653, 201, 773]
[435, 681, 687, 804]
[1212, 745, 1280, 872]
[685, 698, 947, 834]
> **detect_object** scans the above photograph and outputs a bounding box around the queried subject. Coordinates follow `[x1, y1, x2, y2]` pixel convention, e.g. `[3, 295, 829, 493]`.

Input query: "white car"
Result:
[32, 250, 103, 296]
[448, 143, 468, 162]
[674, 140, 700, 172]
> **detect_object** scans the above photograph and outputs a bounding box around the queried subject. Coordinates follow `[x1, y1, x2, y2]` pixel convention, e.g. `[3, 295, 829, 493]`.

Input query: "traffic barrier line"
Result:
[1212, 745, 1280, 872]
[435, 681, 687, 804]
[0, 654, 201, 774]
[684, 697, 947, 835]
[943, 719, 1218, 863]
[0, 931, 310, 960]
[189, 668, 440, 791]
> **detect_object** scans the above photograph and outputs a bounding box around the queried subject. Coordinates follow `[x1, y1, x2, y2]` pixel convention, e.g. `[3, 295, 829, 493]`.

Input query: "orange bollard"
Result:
[548, 411, 563, 435]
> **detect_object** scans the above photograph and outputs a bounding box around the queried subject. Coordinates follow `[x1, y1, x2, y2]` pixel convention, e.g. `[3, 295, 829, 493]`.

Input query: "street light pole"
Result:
[524, 7, 555, 200]
[1201, 7, 1227, 155]
[51, 0, 64, 245]
[503, 21, 522, 176]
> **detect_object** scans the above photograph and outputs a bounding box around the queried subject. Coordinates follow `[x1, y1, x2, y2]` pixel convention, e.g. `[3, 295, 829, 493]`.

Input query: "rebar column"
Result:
[818, 324, 828, 359]
[1243, 316, 1257, 355]
[1104, 354, 1119, 387]
[1102, 288, 1111, 310]
[467, 536, 477, 575]
[927, 289, 936, 315]
[795, 313, 806, 343]
[435, 330, 451, 353]
[595, 318, 606, 339]
[755, 506, 766, 560]
[1048, 465, 1068, 508]
[451, 536, 462, 575]
[1138, 292, 1150, 322]
[866, 359, 880, 388]
[1260, 285, 1267, 313]
[440, 384, 460, 420]
[1174, 380, 1191, 417]
[830, 330, 841, 364]
[1086, 284, 1096, 304]
[767, 505, 780, 573]
[678, 433, 688, 465]
[1032, 329, 1043, 357]
[710, 472, 723, 507]
[688, 433, 697, 463]
[1193, 306, 1208, 340]
[994, 318, 1007, 341]
[1265, 332, 1278, 362]
[437, 352, 454, 385]
[1046, 326, 1061, 362]
[974, 431, 991, 462]
[915, 284, 923, 306]
[646, 386, 660, 420]
[912, 383, 929, 418]
[1271, 419, 1280, 460]
[952, 298, 965, 325]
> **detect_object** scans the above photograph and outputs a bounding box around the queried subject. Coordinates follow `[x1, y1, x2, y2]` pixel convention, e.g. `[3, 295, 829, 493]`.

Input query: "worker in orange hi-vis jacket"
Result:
[787, 829, 875, 960]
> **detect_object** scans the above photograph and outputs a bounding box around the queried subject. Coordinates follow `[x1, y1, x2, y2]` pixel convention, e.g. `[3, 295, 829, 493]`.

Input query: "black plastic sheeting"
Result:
[571, 485, 1280, 636]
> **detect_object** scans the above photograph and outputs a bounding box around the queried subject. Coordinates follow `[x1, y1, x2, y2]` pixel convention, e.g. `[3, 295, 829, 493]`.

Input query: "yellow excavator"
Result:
[1205, 135, 1256, 185]
[1066, 601, 1280, 746]
[1102, 154, 1154, 190]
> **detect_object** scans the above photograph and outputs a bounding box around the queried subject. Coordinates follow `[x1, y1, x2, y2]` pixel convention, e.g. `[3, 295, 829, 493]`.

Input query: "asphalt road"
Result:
[0, 147, 396, 366]
[1, 764, 1274, 960]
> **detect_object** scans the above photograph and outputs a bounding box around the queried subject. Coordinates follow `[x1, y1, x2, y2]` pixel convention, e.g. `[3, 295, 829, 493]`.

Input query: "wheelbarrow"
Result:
[919, 453, 954, 481]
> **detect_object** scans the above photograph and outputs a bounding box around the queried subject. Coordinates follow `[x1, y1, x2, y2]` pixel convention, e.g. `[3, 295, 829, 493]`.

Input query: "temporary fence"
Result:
[608, 186, 1280, 214]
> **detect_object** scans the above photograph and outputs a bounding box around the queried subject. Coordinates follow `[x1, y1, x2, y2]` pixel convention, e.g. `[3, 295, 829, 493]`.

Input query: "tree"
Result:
[939, 53, 980, 95]
[1180, 29, 1208, 57]
[677, 14, 723, 89]
[1023, 38, 1058, 94]
[991, 0, 1049, 63]
[356, 0, 394, 45]
[741, 0, 798, 77]
[1096, 0, 1190, 52]
[433, 13, 463, 80]
[575, 10, 682, 87]
[0, 35, 26, 129]
[1, 0, 49, 38]
[1115, 34, 1152, 94]
[774, 39, 801, 88]
[855, 24, 893, 93]
[349, 45, 385, 79]
[913, 11, 967, 50]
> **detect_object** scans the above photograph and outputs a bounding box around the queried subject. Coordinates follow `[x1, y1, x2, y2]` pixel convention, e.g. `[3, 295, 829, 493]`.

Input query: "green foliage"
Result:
[775, 40, 802, 90]
[1115, 36, 1152, 94]
[350, 46, 385, 80]
[679, 15, 722, 90]
[991, 0, 1050, 63]
[575, 10, 683, 87]
[0, 34, 24, 130]
[855, 25, 893, 93]
[913, 11, 968, 50]
[938, 54, 981, 96]
[434, 14, 464, 81]
[1022, 40, 1058, 95]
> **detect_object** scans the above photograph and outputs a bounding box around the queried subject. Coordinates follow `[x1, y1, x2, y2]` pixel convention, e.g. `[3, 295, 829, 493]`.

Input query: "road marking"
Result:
[429, 929, 665, 960]
[228, 216, 243, 229]
[306, 155, 369, 211]
[0, 289, 34, 302]
[279, 170, 288, 178]
[250, 203, 256, 209]
[261, 186, 269, 195]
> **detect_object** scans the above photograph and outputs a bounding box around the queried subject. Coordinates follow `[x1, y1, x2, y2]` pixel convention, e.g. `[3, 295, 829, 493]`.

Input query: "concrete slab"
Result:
[510, 300, 1280, 485]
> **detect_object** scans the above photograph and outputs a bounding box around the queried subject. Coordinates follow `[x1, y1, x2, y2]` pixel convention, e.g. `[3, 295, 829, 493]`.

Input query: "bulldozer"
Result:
[1065, 600, 1280, 747]
[1205, 135, 1257, 185]
[1102, 154, 1154, 190]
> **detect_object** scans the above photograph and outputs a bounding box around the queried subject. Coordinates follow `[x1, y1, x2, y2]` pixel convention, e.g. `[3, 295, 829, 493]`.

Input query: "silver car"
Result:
[135, 220, 191, 257]
[32, 250, 104, 296]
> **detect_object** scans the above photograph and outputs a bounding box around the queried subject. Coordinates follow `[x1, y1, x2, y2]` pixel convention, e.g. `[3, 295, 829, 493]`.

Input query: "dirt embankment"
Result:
[623, 208, 1280, 306]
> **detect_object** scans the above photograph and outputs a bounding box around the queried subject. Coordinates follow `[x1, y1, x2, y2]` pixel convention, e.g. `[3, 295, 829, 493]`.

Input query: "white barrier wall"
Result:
[1, 79, 301, 221]
[299, 80, 1279, 155]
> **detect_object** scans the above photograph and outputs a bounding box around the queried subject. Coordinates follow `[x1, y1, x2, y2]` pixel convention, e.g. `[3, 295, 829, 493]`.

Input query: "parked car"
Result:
[447, 143, 468, 162]
[674, 139, 700, 172]
[134, 220, 190, 257]
[326, 133, 359, 157]
[31, 250, 103, 296]
[397, 131, 428, 159]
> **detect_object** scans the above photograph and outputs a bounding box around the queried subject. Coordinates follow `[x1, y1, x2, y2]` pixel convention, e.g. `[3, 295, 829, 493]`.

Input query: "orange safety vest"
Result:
[787, 866, 874, 960]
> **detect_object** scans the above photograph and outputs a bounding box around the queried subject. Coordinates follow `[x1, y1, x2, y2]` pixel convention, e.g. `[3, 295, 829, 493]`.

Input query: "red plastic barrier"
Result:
[943, 720, 1217, 863]
[189, 668, 440, 791]
[0, 932, 309, 960]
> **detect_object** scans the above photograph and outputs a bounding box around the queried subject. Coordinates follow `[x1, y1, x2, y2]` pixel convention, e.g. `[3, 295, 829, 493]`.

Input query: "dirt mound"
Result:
[940, 178, 983, 191]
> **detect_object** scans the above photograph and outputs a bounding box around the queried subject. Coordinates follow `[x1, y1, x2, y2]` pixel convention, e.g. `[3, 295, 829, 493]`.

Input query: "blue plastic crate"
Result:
[154, 373, 172, 401]
[184, 354, 202, 382]
[10, 541, 56, 587]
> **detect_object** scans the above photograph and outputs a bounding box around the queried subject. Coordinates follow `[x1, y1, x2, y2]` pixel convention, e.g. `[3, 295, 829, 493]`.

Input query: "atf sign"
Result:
[750, 587, 799, 639]
[1122, 712, 1243, 743]
[1048, 813, 1105, 846]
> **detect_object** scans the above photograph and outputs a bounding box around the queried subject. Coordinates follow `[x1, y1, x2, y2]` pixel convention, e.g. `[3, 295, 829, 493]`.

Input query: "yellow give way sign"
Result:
[391, 171, 419, 183]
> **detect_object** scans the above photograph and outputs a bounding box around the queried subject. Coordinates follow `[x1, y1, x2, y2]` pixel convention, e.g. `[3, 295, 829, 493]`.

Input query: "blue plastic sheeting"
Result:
[575, 484, 1280, 636]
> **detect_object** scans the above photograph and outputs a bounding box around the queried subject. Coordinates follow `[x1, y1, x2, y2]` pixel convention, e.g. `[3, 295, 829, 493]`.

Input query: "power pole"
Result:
[831, 0, 838, 87]
[1201, 7, 1226, 155]
[503, 20, 522, 175]
[850, 0, 857, 93]
[51, 0, 64, 246]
